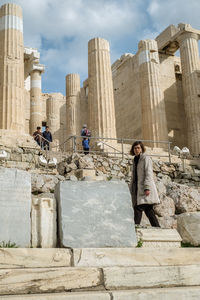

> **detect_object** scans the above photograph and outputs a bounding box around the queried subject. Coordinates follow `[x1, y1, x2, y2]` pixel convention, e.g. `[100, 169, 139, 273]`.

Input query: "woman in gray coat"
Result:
[130, 141, 160, 227]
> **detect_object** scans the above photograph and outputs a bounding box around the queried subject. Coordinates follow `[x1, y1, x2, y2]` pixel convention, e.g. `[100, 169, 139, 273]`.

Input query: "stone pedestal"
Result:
[66, 74, 80, 150]
[0, 3, 25, 132]
[30, 65, 44, 134]
[178, 28, 200, 155]
[138, 40, 168, 148]
[88, 38, 117, 145]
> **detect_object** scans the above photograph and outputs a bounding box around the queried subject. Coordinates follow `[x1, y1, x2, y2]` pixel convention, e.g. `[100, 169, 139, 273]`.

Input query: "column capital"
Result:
[30, 64, 45, 74]
[177, 31, 199, 44]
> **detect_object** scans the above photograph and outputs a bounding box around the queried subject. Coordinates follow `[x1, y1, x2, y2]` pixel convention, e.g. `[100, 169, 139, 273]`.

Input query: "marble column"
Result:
[88, 38, 117, 141]
[47, 95, 60, 149]
[30, 65, 44, 134]
[138, 39, 168, 148]
[66, 73, 80, 150]
[0, 3, 25, 132]
[178, 30, 200, 155]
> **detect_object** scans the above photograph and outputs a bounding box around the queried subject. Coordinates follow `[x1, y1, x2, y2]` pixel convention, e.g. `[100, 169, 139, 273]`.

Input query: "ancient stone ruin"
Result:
[0, 3, 200, 154]
[0, 3, 200, 299]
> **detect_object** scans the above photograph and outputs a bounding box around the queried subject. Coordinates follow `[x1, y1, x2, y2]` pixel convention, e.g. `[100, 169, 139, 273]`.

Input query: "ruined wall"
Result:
[112, 54, 142, 141]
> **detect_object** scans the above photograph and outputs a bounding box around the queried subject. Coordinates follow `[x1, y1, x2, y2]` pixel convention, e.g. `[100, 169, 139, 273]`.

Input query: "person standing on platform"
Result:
[42, 126, 52, 150]
[130, 141, 160, 227]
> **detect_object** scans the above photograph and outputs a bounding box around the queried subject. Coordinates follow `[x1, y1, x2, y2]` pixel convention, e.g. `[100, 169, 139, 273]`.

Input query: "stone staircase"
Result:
[1, 247, 200, 299]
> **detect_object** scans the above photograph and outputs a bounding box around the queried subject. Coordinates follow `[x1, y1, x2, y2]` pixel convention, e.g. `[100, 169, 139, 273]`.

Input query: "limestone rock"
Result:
[154, 195, 175, 217]
[166, 183, 200, 213]
[31, 173, 65, 193]
[55, 181, 137, 248]
[177, 212, 200, 246]
[0, 168, 31, 247]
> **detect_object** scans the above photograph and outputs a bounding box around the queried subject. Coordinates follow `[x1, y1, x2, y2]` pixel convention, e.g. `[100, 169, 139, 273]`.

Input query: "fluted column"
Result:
[47, 95, 60, 148]
[138, 39, 168, 147]
[30, 65, 44, 134]
[66, 74, 80, 150]
[0, 3, 25, 132]
[88, 38, 117, 140]
[178, 31, 200, 155]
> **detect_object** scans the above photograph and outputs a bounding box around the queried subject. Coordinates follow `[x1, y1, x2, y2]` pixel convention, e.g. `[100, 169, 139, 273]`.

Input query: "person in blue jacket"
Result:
[82, 137, 90, 155]
[42, 126, 52, 150]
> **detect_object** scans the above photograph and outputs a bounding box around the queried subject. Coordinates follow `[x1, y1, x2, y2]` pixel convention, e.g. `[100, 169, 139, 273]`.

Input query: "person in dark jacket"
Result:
[33, 126, 43, 148]
[42, 126, 52, 150]
[82, 137, 90, 155]
[130, 141, 160, 227]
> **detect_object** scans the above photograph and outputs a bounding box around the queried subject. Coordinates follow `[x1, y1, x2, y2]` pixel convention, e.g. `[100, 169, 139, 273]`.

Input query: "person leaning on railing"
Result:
[130, 141, 160, 227]
[33, 126, 43, 148]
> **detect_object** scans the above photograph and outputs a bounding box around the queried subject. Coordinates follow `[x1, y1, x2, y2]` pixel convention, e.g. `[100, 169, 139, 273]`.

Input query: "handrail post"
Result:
[168, 142, 171, 163]
[121, 138, 124, 159]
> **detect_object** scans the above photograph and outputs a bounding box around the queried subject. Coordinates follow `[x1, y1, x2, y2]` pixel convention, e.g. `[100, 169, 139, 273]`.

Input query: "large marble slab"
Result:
[55, 181, 137, 248]
[0, 168, 31, 247]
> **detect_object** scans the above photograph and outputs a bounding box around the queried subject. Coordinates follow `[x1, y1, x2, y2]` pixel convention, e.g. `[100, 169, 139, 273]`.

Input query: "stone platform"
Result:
[0, 248, 200, 299]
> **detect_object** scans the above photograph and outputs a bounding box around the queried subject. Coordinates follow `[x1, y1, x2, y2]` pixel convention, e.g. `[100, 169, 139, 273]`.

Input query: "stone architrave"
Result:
[0, 3, 25, 132]
[31, 193, 57, 248]
[0, 168, 31, 247]
[88, 38, 117, 141]
[30, 64, 45, 134]
[177, 25, 200, 155]
[55, 181, 137, 248]
[66, 74, 80, 151]
[177, 212, 200, 246]
[138, 39, 168, 147]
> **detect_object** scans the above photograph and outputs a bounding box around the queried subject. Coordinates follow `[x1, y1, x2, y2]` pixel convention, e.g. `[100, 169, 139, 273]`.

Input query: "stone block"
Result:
[112, 287, 200, 300]
[0, 168, 31, 247]
[136, 228, 182, 248]
[0, 248, 71, 268]
[31, 193, 57, 248]
[73, 248, 200, 267]
[75, 169, 96, 179]
[55, 181, 136, 248]
[0, 291, 111, 299]
[0, 267, 102, 295]
[177, 212, 200, 246]
[104, 265, 200, 289]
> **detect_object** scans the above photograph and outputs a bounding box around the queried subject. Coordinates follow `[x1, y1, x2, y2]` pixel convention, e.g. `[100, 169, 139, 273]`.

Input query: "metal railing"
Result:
[56, 135, 172, 162]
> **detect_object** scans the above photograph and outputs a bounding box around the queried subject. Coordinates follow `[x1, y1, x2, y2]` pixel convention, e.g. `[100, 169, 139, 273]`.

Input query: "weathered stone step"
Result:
[1, 248, 200, 269]
[1, 265, 200, 295]
[1, 287, 200, 299]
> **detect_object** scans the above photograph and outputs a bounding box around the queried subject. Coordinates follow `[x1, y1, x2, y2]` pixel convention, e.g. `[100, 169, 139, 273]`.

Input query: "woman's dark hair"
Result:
[130, 141, 146, 156]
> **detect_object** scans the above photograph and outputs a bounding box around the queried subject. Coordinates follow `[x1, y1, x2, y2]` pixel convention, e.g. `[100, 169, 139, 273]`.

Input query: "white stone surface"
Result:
[104, 265, 200, 289]
[0, 267, 102, 295]
[0, 168, 31, 247]
[0, 15, 23, 33]
[177, 212, 200, 246]
[112, 287, 200, 300]
[0, 292, 110, 299]
[136, 228, 182, 248]
[0, 248, 71, 268]
[73, 248, 200, 267]
[31, 193, 57, 248]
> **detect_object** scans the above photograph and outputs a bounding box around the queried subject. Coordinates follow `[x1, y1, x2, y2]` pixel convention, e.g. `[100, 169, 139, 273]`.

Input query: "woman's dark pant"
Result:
[134, 204, 160, 227]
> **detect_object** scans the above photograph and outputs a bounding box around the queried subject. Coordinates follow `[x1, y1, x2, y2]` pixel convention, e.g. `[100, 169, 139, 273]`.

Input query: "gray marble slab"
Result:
[55, 181, 136, 248]
[0, 167, 31, 247]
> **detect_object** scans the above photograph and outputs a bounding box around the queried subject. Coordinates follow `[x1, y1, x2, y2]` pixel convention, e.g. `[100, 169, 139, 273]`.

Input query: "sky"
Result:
[0, 0, 200, 95]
